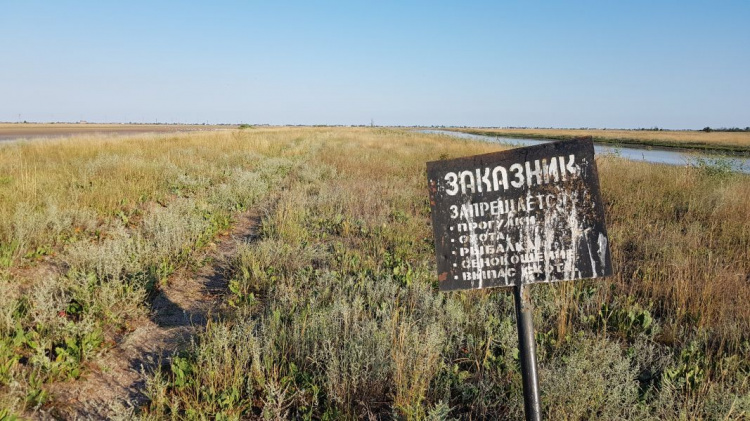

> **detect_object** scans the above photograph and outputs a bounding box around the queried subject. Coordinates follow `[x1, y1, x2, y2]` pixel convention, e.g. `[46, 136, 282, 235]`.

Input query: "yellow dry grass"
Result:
[0, 123, 232, 139]
[142, 128, 750, 419]
[1, 127, 748, 418]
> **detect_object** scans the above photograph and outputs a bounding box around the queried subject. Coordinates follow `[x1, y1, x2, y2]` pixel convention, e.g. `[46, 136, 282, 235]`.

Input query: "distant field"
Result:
[0, 123, 234, 141]
[449, 127, 750, 154]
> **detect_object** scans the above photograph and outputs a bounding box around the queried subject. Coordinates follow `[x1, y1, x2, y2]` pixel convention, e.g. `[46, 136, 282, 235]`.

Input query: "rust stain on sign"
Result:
[427, 137, 612, 291]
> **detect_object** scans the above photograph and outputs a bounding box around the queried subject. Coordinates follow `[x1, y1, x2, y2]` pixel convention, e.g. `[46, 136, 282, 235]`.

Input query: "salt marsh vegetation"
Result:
[0, 128, 748, 419]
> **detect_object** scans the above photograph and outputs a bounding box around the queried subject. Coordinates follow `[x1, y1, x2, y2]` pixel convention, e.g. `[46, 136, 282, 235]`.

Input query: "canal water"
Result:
[420, 130, 750, 174]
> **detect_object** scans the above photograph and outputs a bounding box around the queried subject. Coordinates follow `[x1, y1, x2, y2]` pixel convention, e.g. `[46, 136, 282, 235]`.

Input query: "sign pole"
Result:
[513, 283, 542, 421]
[426, 137, 612, 420]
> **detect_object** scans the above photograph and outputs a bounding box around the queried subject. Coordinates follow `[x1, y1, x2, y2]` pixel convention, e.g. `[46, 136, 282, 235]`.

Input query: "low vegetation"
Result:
[0, 129, 299, 413]
[448, 127, 750, 155]
[0, 128, 748, 419]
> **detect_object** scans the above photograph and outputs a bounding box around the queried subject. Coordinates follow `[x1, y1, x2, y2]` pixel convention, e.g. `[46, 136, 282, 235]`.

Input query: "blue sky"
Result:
[1, 1, 748, 128]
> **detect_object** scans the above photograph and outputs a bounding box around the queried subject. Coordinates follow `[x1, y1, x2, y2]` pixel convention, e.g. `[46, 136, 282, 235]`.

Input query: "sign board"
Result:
[427, 137, 612, 291]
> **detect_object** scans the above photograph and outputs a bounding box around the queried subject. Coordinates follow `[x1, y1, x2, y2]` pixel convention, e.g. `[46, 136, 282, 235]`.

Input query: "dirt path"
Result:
[37, 210, 260, 419]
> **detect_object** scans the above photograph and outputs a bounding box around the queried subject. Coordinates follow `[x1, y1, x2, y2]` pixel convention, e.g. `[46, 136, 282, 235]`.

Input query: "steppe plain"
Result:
[0, 125, 748, 419]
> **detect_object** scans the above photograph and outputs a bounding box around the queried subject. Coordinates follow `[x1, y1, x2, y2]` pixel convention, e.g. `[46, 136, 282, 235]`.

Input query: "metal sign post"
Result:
[514, 283, 541, 421]
[426, 137, 612, 420]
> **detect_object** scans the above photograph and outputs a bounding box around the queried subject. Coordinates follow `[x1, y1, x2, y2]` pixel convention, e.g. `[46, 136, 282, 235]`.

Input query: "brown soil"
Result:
[34, 210, 260, 419]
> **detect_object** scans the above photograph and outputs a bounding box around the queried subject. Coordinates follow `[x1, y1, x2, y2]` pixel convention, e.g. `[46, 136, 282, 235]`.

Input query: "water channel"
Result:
[420, 130, 750, 174]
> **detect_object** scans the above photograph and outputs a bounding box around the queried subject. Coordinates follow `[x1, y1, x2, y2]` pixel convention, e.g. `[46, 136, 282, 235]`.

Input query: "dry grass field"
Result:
[0, 128, 748, 419]
[450, 127, 750, 154]
[0, 123, 233, 142]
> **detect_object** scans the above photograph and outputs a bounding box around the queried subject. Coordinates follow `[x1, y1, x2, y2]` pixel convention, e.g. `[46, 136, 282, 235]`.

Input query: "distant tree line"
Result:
[702, 126, 750, 132]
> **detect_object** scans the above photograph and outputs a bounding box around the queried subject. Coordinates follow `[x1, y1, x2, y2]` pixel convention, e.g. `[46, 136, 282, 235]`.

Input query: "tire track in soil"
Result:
[36, 210, 261, 419]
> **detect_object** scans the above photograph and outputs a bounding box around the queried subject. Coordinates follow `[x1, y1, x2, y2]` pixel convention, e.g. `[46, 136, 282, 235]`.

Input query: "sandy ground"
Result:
[0, 123, 235, 142]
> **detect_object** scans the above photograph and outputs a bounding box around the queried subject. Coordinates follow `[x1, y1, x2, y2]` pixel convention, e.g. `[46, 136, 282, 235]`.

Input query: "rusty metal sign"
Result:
[427, 137, 612, 291]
